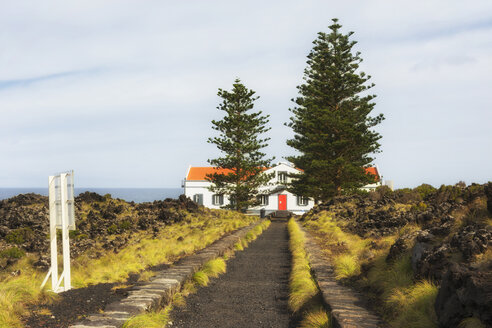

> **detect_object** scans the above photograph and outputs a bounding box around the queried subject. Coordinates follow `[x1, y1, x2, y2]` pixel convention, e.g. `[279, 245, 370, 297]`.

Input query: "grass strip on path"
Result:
[287, 218, 331, 328]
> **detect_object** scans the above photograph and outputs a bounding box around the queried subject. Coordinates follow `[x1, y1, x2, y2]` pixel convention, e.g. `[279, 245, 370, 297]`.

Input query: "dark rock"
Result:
[450, 225, 492, 260]
[33, 255, 50, 270]
[75, 192, 105, 203]
[428, 215, 456, 236]
[435, 262, 492, 328]
[413, 243, 451, 281]
[387, 231, 419, 262]
[411, 241, 433, 273]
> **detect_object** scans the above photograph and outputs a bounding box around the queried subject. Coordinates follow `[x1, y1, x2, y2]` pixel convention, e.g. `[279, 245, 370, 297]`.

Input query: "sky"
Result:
[1, 1, 491, 189]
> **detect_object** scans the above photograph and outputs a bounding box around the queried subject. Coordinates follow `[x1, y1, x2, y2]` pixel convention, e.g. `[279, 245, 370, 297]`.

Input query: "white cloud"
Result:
[1, 0, 491, 188]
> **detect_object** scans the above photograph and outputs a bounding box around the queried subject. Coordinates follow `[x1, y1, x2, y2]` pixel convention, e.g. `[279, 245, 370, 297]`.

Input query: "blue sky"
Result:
[1, 0, 491, 189]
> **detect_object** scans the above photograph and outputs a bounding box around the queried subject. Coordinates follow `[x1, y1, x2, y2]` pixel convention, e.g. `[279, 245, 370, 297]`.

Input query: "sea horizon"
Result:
[0, 187, 183, 203]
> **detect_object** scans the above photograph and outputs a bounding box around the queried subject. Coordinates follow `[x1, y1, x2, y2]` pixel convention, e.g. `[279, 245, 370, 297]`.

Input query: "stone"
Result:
[435, 262, 492, 327]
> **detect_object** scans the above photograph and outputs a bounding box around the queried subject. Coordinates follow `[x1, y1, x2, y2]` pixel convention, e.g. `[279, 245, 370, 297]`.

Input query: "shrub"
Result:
[107, 224, 118, 234]
[0, 247, 25, 259]
[119, 219, 132, 230]
[5, 228, 33, 245]
[414, 184, 436, 200]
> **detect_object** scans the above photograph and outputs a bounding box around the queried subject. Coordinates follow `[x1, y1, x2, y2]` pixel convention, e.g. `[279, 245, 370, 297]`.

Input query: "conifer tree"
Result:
[207, 79, 273, 212]
[287, 19, 384, 201]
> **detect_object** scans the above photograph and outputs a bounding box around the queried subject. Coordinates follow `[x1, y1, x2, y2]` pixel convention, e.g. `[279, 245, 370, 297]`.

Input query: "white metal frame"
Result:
[41, 171, 75, 293]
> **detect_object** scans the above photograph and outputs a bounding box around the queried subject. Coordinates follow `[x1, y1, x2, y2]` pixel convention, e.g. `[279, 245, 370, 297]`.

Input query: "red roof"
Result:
[186, 167, 233, 181]
[187, 166, 380, 181]
[365, 167, 380, 181]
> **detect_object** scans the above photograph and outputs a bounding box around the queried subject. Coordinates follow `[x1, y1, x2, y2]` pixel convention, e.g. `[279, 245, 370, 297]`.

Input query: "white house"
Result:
[183, 162, 382, 215]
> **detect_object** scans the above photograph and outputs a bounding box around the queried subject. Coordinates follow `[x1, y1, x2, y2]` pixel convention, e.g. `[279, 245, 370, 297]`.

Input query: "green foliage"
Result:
[286, 18, 384, 201]
[5, 228, 33, 245]
[414, 184, 436, 200]
[69, 229, 81, 239]
[119, 219, 132, 230]
[207, 79, 274, 211]
[0, 247, 25, 259]
[107, 224, 118, 234]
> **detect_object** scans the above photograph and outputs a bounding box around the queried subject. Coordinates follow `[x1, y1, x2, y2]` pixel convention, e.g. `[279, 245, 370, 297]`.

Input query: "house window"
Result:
[278, 171, 288, 183]
[212, 194, 224, 206]
[193, 194, 203, 205]
[297, 196, 309, 206]
[257, 195, 269, 206]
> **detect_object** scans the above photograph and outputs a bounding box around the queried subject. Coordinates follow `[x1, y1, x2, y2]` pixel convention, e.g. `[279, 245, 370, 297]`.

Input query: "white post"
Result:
[48, 176, 58, 291]
[42, 171, 75, 293]
[60, 173, 71, 291]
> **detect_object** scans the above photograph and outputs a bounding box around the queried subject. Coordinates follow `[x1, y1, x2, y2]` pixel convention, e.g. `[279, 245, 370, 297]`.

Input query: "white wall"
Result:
[184, 162, 315, 214]
[184, 162, 382, 214]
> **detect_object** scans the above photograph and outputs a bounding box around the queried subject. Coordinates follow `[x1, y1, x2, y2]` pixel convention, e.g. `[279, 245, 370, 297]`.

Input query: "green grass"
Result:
[287, 218, 331, 328]
[388, 280, 438, 328]
[122, 306, 171, 328]
[202, 258, 227, 278]
[71, 210, 256, 287]
[0, 257, 57, 328]
[333, 254, 359, 279]
[303, 210, 439, 327]
[287, 218, 318, 312]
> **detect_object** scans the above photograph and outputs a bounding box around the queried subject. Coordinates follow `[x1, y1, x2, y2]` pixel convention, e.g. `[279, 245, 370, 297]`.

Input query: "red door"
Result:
[278, 194, 287, 210]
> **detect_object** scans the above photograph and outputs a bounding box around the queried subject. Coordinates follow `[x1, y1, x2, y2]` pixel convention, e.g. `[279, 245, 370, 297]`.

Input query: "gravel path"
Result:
[170, 220, 297, 328]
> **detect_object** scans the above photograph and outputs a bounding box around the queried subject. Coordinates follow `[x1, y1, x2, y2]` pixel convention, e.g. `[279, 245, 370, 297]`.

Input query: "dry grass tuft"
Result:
[458, 317, 487, 328]
[300, 307, 332, 328]
[122, 307, 171, 328]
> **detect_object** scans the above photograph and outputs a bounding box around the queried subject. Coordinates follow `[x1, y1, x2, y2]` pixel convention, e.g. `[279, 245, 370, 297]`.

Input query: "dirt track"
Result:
[170, 220, 298, 328]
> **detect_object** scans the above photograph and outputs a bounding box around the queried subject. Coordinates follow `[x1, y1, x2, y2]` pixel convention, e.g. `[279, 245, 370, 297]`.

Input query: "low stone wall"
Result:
[70, 220, 265, 328]
[300, 224, 383, 328]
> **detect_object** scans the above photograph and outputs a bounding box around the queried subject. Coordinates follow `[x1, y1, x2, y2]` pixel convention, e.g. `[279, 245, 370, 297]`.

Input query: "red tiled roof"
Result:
[186, 167, 234, 181]
[365, 167, 380, 181]
[187, 166, 380, 181]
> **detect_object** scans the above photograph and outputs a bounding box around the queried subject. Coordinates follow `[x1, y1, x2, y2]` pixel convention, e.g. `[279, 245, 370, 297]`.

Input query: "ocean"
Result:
[0, 188, 183, 203]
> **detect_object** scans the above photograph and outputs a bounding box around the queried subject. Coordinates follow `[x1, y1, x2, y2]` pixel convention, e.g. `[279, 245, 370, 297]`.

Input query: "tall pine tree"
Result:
[207, 79, 273, 212]
[287, 19, 384, 201]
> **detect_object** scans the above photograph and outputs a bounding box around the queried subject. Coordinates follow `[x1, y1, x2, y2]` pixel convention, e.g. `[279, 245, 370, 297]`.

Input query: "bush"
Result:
[414, 184, 436, 200]
[119, 220, 132, 230]
[0, 247, 25, 259]
[107, 224, 118, 234]
[5, 228, 33, 245]
[394, 188, 422, 203]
